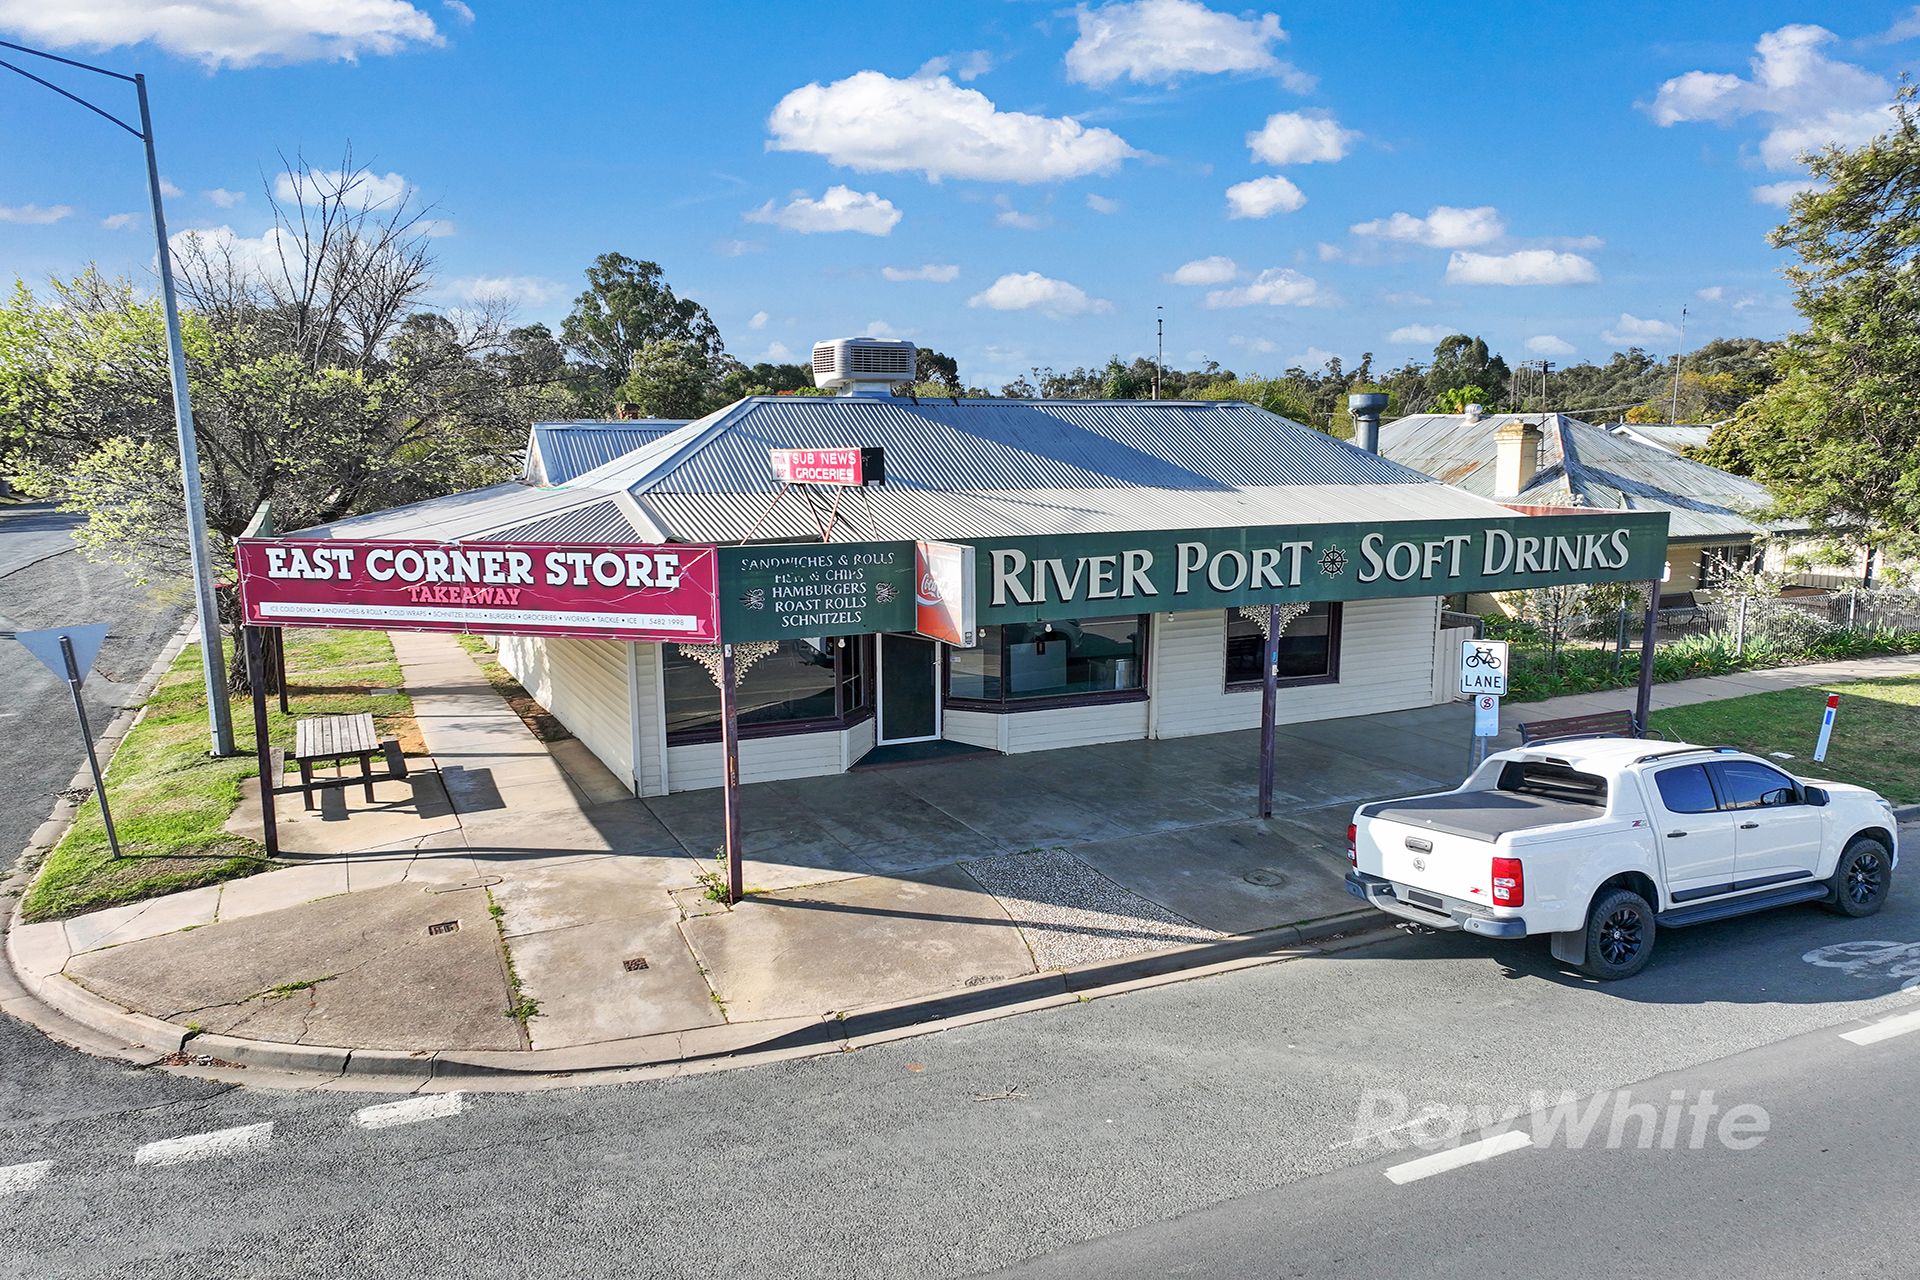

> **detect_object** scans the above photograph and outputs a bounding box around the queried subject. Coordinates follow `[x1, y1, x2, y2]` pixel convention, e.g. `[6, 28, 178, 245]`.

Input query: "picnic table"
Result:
[289, 712, 406, 808]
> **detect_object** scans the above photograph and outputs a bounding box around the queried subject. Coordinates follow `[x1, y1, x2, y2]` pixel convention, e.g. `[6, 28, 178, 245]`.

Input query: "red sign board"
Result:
[236, 539, 720, 642]
[914, 540, 977, 647]
[769, 447, 876, 486]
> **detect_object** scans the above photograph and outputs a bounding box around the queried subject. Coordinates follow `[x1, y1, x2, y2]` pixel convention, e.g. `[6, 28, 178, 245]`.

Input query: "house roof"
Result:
[291, 394, 1553, 546]
[1378, 411, 1790, 543]
[1608, 422, 1720, 454]
[521, 419, 689, 486]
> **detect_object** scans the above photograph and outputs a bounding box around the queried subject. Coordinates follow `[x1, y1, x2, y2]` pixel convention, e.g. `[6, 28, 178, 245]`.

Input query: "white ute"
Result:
[1345, 738, 1900, 979]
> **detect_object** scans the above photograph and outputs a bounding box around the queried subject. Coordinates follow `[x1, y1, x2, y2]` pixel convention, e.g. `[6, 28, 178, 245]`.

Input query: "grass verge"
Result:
[20, 629, 420, 922]
[454, 634, 573, 742]
[1648, 674, 1920, 804]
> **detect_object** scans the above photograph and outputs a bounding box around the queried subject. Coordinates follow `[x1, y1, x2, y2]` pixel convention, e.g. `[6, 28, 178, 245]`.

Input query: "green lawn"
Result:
[1648, 675, 1920, 804]
[20, 629, 419, 922]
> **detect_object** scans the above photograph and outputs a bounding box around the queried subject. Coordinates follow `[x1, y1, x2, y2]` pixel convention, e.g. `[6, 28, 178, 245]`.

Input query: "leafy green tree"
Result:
[1434, 383, 1493, 413]
[1192, 377, 1316, 423]
[915, 348, 961, 392]
[561, 253, 724, 400]
[615, 337, 719, 419]
[1703, 88, 1920, 577]
[1427, 335, 1509, 404]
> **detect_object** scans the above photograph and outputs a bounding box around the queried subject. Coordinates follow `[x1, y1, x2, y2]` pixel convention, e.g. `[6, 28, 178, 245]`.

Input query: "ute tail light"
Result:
[1347, 823, 1358, 866]
[1490, 856, 1524, 907]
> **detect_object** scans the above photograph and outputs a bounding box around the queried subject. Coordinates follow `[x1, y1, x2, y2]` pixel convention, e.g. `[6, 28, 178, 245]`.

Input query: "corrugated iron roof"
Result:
[1609, 423, 1719, 454]
[522, 420, 689, 486]
[1380, 411, 1789, 543]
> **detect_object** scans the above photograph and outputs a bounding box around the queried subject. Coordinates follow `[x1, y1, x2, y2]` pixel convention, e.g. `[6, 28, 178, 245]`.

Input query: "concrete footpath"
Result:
[7, 642, 1918, 1089]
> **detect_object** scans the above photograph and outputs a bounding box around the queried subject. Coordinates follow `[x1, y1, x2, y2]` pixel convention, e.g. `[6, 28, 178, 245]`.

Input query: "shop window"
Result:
[947, 615, 1147, 708]
[663, 637, 868, 742]
[1224, 603, 1342, 689]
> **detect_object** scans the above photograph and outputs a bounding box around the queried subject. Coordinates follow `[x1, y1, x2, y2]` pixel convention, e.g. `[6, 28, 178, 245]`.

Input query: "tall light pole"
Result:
[1154, 305, 1164, 400]
[1667, 304, 1689, 424]
[1, 40, 235, 757]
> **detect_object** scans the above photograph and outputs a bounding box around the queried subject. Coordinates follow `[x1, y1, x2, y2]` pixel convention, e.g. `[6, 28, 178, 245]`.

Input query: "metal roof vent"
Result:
[811, 337, 917, 396]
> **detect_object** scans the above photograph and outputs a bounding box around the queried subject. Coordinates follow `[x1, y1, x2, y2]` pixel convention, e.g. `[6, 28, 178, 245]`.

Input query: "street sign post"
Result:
[15, 623, 122, 860]
[1459, 639, 1509, 697]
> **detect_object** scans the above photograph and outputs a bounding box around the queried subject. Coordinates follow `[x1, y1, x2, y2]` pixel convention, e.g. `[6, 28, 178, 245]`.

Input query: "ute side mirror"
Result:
[1804, 785, 1830, 807]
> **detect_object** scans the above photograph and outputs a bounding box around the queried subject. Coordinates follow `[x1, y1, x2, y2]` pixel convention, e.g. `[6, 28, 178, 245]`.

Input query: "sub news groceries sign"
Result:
[236, 539, 720, 641]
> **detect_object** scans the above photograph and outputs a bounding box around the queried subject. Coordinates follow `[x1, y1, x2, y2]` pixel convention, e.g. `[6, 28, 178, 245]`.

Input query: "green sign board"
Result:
[717, 543, 915, 641]
[713, 511, 1669, 640]
[968, 511, 1670, 625]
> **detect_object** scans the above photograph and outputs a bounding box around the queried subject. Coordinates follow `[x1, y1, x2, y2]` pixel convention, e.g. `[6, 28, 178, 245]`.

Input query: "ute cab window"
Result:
[1496, 759, 1608, 807]
[1710, 760, 1802, 809]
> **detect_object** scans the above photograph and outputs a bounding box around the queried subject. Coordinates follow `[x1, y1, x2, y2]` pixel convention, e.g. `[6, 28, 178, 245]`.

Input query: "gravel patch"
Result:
[960, 847, 1220, 969]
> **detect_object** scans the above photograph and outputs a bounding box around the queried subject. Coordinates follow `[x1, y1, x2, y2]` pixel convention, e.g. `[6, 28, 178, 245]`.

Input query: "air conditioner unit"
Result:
[811, 337, 917, 395]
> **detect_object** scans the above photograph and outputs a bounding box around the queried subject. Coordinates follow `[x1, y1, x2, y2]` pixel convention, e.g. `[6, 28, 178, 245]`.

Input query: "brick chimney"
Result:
[1493, 418, 1544, 497]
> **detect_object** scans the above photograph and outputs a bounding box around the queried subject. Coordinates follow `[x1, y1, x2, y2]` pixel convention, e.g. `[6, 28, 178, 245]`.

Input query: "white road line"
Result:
[0, 1161, 53, 1196]
[1841, 1008, 1920, 1046]
[1383, 1130, 1534, 1185]
[352, 1092, 468, 1130]
[134, 1122, 274, 1168]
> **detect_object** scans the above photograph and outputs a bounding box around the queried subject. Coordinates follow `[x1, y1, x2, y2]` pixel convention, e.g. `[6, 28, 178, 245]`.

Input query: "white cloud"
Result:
[746, 185, 901, 236]
[1225, 174, 1305, 219]
[1383, 291, 1433, 307]
[1872, 6, 1920, 43]
[1166, 255, 1238, 285]
[1204, 267, 1328, 308]
[274, 168, 411, 207]
[863, 320, 912, 340]
[0, 203, 74, 224]
[1445, 249, 1599, 286]
[101, 212, 137, 230]
[1525, 334, 1576, 356]
[763, 341, 795, 362]
[442, 0, 474, 24]
[749, 310, 769, 330]
[1064, 0, 1311, 90]
[1751, 179, 1814, 206]
[1603, 313, 1680, 344]
[914, 50, 993, 81]
[448, 275, 567, 307]
[0, 0, 444, 68]
[1646, 24, 1894, 170]
[1229, 335, 1278, 354]
[1696, 286, 1725, 302]
[968, 271, 1112, 317]
[1085, 192, 1121, 214]
[993, 196, 1048, 230]
[416, 217, 456, 237]
[714, 239, 764, 257]
[158, 178, 183, 198]
[1290, 346, 1337, 368]
[169, 224, 301, 281]
[1246, 111, 1357, 165]
[1352, 205, 1504, 248]
[1314, 241, 1344, 262]
[1389, 323, 1453, 344]
[882, 263, 960, 282]
[767, 71, 1136, 184]
[204, 187, 245, 208]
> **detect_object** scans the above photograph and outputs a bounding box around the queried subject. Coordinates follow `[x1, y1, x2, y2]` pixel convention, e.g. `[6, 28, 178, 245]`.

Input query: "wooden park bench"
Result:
[290, 712, 407, 809]
[1517, 708, 1640, 746]
[1656, 591, 1707, 627]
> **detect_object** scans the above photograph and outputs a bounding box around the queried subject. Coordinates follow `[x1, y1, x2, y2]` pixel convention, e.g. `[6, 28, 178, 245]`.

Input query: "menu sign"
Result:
[717, 542, 916, 641]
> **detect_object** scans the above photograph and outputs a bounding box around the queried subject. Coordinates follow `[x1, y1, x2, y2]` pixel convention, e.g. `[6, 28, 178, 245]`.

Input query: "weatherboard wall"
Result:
[497, 634, 636, 793]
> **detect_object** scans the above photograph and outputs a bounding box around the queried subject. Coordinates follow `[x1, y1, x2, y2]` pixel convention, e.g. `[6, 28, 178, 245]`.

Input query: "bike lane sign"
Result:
[1460, 639, 1510, 696]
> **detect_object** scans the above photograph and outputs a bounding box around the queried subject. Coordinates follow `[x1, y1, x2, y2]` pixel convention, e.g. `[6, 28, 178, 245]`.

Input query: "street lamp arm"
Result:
[0, 37, 138, 81]
[0, 56, 141, 137]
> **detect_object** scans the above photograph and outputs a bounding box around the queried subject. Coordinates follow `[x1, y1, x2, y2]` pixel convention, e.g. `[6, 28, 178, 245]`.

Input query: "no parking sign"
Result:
[1474, 693, 1500, 738]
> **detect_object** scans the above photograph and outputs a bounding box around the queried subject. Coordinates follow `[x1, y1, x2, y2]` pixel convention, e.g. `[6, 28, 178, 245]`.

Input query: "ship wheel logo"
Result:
[1318, 546, 1349, 577]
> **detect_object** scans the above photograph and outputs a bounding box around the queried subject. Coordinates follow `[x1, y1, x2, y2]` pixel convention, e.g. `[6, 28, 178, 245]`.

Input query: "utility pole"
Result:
[1154, 305, 1164, 400]
[1667, 304, 1688, 424]
[0, 40, 235, 756]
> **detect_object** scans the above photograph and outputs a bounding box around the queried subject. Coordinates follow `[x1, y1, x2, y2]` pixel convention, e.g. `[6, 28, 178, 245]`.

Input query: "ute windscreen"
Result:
[1496, 759, 1608, 806]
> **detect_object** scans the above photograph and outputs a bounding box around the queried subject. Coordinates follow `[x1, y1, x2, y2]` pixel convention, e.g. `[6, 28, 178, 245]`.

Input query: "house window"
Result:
[663, 636, 869, 742]
[1224, 603, 1342, 689]
[1698, 544, 1752, 587]
[947, 615, 1148, 708]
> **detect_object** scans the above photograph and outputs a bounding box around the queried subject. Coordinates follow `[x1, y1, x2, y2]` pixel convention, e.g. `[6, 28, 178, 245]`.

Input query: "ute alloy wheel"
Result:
[1579, 887, 1657, 980]
[1825, 837, 1893, 918]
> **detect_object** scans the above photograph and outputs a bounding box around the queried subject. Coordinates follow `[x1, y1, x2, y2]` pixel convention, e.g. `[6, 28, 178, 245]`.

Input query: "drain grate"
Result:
[427, 920, 460, 936]
[623, 956, 650, 972]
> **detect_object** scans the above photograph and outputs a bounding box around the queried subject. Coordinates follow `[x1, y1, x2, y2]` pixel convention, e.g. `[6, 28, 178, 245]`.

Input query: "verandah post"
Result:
[243, 624, 279, 859]
[1258, 603, 1280, 818]
[1633, 579, 1660, 736]
[719, 638, 744, 903]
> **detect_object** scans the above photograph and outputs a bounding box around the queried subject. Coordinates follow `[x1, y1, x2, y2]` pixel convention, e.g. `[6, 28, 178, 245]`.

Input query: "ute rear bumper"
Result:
[1344, 870, 1529, 938]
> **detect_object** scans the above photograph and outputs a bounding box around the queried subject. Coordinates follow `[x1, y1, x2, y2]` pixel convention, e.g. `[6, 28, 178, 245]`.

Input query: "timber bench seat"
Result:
[291, 712, 405, 808]
[1517, 708, 1639, 746]
[1656, 591, 1707, 626]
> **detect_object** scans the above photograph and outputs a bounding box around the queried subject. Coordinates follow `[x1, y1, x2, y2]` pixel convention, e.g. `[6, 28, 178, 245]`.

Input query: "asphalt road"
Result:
[0, 501, 191, 870]
[3, 821, 1916, 1279]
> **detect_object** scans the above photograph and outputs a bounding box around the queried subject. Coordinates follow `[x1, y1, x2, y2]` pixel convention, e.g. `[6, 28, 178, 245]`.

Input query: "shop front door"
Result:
[877, 634, 941, 744]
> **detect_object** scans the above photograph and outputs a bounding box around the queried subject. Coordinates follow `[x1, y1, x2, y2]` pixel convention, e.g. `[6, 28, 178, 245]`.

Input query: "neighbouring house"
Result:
[522, 419, 690, 486]
[1605, 421, 1724, 456]
[1380, 407, 1799, 597]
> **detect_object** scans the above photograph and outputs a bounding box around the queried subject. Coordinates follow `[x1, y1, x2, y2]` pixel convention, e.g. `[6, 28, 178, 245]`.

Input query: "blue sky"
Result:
[1, 1, 1913, 391]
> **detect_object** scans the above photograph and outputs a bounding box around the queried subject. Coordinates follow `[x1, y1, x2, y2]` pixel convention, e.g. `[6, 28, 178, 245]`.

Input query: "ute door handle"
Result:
[1739, 821, 1761, 830]
[1666, 830, 1688, 838]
